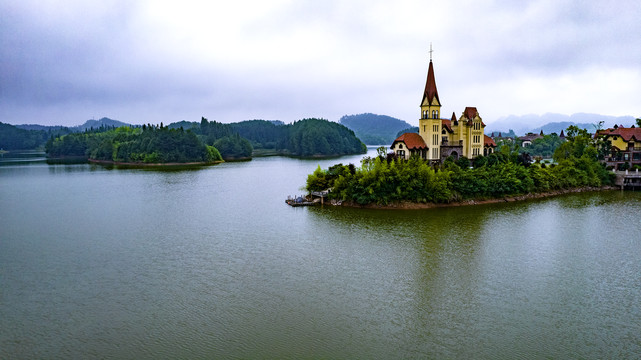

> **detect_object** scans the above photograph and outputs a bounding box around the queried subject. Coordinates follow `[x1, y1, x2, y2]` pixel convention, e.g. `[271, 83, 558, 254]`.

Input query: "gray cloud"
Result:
[1, 0, 640, 126]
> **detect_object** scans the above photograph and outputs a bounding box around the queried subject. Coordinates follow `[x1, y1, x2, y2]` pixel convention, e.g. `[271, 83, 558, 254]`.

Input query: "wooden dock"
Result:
[613, 170, 641, 190]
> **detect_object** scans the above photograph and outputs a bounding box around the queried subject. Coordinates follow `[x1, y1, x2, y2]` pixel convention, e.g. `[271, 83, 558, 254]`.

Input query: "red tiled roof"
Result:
[441, 119, 453, 133]
[596, 127, 641, 142]
[421, 60, 440, 106]
[463, 106, 478, 120]
[392, 132, 427, 150]
[484, 135, 496, 147]
[461, 106, 486, 127]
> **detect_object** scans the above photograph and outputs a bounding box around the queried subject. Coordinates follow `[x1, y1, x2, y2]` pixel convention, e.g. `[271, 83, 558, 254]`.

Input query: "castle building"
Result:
[391, 57, 495, 162]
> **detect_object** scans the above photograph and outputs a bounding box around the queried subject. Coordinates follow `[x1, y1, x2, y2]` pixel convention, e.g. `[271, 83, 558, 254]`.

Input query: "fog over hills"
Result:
[486, 113, 637, 135]
[15, 117, 131, 132]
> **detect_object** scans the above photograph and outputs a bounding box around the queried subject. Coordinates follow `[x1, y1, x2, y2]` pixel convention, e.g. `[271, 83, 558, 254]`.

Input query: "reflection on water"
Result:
[1, 154, 641, 359]
[0, 150, 46, 165]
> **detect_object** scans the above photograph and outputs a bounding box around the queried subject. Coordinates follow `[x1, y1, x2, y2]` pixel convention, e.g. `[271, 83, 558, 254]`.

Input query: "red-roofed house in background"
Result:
[595, 125, 641, 170]
[518, 131, 544, 147]
[391, 133, 428, 160]
[391, 53, 494, 162]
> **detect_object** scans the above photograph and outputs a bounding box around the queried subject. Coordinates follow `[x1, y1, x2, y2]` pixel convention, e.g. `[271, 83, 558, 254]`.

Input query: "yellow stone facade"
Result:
[408, 59, 488, 162]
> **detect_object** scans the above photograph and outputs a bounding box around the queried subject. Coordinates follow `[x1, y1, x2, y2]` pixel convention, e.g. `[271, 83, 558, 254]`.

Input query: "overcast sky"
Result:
[1, 0, 640, 127]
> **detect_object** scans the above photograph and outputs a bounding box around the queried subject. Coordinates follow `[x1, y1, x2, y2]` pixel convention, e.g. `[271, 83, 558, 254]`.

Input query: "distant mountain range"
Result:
[485, 113, 637, 136]
[16, 117, 131, 132]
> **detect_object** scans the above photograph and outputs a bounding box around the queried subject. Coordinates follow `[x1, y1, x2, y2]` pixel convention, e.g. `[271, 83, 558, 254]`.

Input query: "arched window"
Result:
[432, 110, 437, 119]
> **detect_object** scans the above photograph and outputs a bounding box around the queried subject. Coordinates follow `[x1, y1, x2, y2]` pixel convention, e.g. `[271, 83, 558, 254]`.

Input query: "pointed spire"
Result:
[422, 59, 440, 106]
[540, 130, 544, 136]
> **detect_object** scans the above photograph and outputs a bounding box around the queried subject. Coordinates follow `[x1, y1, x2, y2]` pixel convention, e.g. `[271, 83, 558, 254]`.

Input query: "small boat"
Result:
[285, 196, 316, 207]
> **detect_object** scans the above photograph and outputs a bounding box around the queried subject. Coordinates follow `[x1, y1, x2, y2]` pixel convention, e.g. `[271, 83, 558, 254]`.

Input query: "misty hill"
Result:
[74, 117, 131, 131]
[15, 124, 69, 132]
[339, 113, 413, 145]
[486, 113, 636, 136]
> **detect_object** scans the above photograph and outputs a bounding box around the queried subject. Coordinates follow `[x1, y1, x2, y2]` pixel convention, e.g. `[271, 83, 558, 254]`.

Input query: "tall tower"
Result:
[418, 47, 442, 161]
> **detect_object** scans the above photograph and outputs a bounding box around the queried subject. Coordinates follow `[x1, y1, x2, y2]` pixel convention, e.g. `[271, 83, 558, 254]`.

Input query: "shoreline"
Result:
[334, 186, 618, 210]
[87, 159, 223, 167]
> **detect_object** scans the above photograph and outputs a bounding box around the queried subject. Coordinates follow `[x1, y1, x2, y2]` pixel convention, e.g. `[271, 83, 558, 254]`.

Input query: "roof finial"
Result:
[429, 42, 433, 61]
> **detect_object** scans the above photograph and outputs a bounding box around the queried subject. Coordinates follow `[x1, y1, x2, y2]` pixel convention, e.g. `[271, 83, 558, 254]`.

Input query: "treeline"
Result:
[307, 128, 614, 205]
[46, 125, 222, 163]
[198, 118, 253, 159]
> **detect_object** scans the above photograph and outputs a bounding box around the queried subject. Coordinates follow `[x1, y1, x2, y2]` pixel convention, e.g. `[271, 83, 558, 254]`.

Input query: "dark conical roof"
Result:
[421, 60, 440, 106]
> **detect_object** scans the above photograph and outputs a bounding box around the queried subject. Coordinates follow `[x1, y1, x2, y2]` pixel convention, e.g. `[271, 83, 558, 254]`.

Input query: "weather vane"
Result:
[429, 42, 434, 61]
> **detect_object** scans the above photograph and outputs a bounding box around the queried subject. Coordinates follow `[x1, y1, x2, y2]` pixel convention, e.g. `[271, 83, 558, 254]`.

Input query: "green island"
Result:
[305, 126, 617, 207]
[14, 117, 366, 165]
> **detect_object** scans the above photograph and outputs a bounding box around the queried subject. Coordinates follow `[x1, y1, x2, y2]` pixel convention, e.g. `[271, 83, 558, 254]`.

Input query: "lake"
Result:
[1, 149, 640, 359]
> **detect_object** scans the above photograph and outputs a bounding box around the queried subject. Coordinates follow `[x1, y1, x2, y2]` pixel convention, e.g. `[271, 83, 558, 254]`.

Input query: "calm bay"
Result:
[1, 149, 640, 359]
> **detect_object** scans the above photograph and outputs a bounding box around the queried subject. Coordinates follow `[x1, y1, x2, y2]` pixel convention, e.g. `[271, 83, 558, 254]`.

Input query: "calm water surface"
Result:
[1, 149, 640, 359]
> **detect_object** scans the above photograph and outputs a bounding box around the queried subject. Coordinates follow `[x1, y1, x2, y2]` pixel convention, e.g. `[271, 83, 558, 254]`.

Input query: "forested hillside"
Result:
[396, 127, 419, 138]
[232, 118, 366, 156]
[339, 113, 413, 145]
[0, 122, 70, 150]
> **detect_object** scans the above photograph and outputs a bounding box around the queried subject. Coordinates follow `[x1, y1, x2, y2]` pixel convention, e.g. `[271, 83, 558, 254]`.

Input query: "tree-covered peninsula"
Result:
[43, 117, 366, 163]
[306, 127, 615, 206]
[46, 125, 222, 164]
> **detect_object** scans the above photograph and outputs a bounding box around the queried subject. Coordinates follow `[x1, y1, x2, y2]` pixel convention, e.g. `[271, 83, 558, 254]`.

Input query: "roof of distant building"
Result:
[519, 133, 543, 142]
